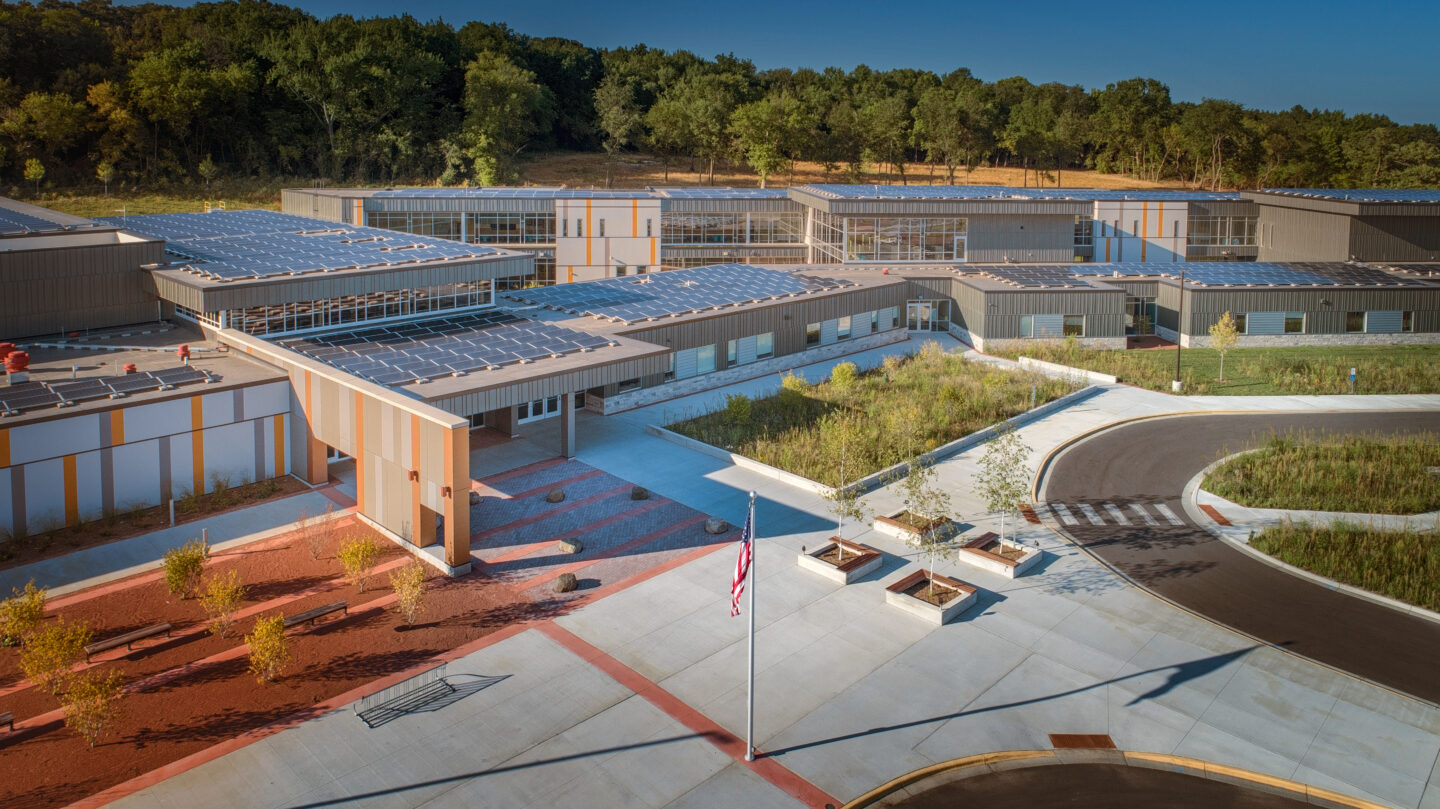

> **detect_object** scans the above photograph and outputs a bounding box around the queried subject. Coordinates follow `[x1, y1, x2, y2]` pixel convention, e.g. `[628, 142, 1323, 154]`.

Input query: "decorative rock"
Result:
[558, 538, 583, 554]
[704, 517, 729, 535]
[546, 488, 566, 503]
[553, 572, 578, 593]
[468, 491, 481, 506]
[630, 486, 650, 501]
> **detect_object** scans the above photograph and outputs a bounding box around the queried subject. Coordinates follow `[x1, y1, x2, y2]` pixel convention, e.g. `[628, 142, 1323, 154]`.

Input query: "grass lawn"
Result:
[29, 182, 283, 219]
[1252, 521, 1440, 612]
[989, 340, 1440, 395]
[667, 342, 1080, 484]
[1204, 432, 1440, 514]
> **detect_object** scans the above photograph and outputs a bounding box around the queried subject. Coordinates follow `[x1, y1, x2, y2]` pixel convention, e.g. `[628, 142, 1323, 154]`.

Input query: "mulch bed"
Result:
[0, 476, 313, 573]
[0, 517, 537, 809]
[977, 539, 1027, 562]
[901, 578, 963, 607]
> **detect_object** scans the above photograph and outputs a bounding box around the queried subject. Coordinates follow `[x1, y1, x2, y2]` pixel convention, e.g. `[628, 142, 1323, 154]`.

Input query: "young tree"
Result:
[197, 154, 218, 190]
[199, 569, 246, 638]
[63, 668, 125, 748]
[338, 534, 381, 592]
[246, 615, 290, 684]
[95, 161, 115, 196]
[0, 579, 47, 645]
[389, 559, 427, 626]
[162, 537, 209, 599]
[899, 455, 955, 596]
[1209, 311, 1240, 381]
[21, 617, 91, 697]
[594, 75, 646, 188]
[298, 505, 337, 560]
[975, 426, 1034, 544]
[24, 157, 44, 194]
[818, 414, 871, 561]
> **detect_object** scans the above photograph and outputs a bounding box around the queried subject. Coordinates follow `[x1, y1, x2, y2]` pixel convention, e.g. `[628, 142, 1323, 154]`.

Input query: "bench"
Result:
[0, 711, 12, 732]
[84, 622, 172, 662]
[962, 532, 999, 550]
[284, 601, 348, 630]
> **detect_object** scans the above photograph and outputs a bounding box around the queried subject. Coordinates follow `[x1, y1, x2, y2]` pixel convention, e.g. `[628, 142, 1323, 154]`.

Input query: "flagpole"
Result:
[745, 490, 756, 762]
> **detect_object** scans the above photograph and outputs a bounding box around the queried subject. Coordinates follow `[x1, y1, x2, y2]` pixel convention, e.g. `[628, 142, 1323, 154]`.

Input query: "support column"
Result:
[559, 393, 576, 459]
[487, 405, 519, 438]
[442, 424, 471, 572]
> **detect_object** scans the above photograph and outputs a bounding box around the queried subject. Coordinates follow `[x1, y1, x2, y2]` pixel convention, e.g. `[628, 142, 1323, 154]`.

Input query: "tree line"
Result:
[3, 0, 1437, 193]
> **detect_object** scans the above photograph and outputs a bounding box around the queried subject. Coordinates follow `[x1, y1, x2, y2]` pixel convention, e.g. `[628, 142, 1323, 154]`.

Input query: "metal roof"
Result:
[0, 197, 108, 236]
[792, 185, 1244, 202]
[372, 188, 651, 199]
[1259, 188, 1440, 204]
[651, 187, 792, 199]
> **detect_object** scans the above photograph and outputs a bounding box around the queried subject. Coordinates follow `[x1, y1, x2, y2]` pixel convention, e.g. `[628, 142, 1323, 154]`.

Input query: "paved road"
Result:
[1041, 410, 1440, 705]
[891, 763, 1312, 809]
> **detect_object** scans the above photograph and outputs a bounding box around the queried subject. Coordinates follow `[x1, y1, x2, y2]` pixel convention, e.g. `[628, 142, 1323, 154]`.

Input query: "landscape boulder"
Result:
[630, 486, 650, 501]
[558, 538, 583, 554]
[546, 488, 566, 503]
[553, 572, 578, 593]
[704, 517, 729, 535]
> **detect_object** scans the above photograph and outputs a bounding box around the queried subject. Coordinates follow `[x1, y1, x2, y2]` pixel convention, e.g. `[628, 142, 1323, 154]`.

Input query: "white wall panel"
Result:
[10, 415, 101, 465]
[203, 421, 258, 486]
[74, 451, 103, 521]
[243, 382, 289, 418]
[112, 439, 161, 511]
[201, 390, 235, 428]
[23, 458, 63, 531]
[124, 398, 192, 444]
[169, 433, 195, 497]
[0, 468, 11, 536]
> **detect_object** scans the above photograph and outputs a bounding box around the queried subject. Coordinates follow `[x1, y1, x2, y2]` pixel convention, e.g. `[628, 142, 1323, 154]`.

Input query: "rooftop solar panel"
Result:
[371, 188, 651, 199]
[652, 187, 792, 199]
[1063, 261, 1425, 287]
[0, 364, 213, 416]
[98, 210, 504, 282]
[1261, 188, 1440, 204]
[793, 185, 1243, 202]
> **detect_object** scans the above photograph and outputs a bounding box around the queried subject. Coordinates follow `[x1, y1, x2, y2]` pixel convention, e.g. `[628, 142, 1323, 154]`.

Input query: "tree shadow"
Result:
[243, 574, 337, 603]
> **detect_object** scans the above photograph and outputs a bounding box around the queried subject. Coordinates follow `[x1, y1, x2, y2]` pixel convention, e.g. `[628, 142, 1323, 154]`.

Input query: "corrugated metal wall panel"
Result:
[966, 214, 1077, 263]
[1349, 215, 1440, 262]
[0, 239, 167, 338]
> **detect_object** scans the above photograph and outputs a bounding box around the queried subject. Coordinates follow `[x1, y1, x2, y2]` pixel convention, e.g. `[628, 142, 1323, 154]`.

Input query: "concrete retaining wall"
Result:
[1018, 356, 1118, 385]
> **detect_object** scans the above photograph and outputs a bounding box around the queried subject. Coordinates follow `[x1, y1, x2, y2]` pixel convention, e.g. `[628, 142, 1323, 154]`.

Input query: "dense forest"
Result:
[2, 0, 1438, 193]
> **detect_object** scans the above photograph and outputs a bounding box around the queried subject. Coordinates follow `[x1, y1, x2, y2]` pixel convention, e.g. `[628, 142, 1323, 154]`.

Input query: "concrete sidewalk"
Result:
[71, 339, 1440, 809]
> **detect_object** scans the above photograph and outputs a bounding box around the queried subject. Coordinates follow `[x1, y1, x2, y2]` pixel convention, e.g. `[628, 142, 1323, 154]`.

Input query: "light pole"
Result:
[1172, 267, 1186, 393]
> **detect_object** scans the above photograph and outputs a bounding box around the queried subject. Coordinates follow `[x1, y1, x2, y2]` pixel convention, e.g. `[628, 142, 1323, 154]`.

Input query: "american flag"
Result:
[730, 503, 754, 617]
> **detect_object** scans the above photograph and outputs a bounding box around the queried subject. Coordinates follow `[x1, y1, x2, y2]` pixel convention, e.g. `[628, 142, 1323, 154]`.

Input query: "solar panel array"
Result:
[276, 311, 616, 388]
[0, 207, 104, 236]
[1261, 188, 1440, 204]
[503, 264, 857, 324]
[1066, 261, 1427, 287]
[372, 188, 648, 199]
[100, 210, 501, 282]
[961, 265, 1097, 288]
[652, 188, 792, 199]
[794, 185, 1243, 202]
[0, 365, 213, 416]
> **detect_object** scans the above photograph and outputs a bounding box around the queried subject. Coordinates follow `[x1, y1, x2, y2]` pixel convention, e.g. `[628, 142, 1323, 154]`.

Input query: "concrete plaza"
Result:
[76, 337, 1440, 809]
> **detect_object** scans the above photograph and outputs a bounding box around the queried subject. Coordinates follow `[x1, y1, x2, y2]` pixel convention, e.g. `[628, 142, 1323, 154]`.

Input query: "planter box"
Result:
[796, 538, 883, 584]
[873, 510, 951, 544]
[884, 569, 979, 625]
[958, 532, 1042, 579]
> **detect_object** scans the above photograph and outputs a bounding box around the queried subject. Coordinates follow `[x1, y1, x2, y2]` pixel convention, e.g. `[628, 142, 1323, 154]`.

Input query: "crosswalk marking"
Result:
[1103, 504, 1130, 525]
[1130, 504, 1159, 525]
[1051, 503, 1080, 526]
[1154, 503, 1185, 526]
[1077, 503, 1106, 525]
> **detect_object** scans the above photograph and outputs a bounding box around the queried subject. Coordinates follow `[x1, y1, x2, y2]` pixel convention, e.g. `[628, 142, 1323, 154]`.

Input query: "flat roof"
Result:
[0, 197, 112, 238]
[102, 209, 512, 283]
[651, 188, 791, 199]
[791, 185, 1244, 202]
[1068, 261, 1434, 288]
[1257, 188, 1440, 204]
[373, 188, 650, 199]
[2, 323, 285, 424]
[502, 264, 860, 325]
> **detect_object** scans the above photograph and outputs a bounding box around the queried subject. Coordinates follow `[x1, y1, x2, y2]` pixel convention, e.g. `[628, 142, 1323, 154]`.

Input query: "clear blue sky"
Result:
[145, 0, 1440, 125]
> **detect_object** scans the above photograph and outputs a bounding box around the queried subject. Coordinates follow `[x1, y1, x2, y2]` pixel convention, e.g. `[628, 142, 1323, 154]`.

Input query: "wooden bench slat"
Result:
[0, 711, 13, 731]
[284, 600, 348, 629]
[84, 622, 172, 661]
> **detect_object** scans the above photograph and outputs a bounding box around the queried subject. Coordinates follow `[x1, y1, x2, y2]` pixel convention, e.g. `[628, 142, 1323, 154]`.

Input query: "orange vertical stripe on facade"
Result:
[1157, 201, 1165, 239]
[1105, 239, 1111, 262]
[568, 266, 574, 283]
[650, 238, 656, 267]
[631, 199, 638, 237]
[585, 200, 593, 267]
[0, 428, 10, 468]
[353, 390, 365, 512]
[273, 414, 285, 477]
[110, 410, 125, 446]
[63, 454, 78, 525]
[191, 396, 205, 495]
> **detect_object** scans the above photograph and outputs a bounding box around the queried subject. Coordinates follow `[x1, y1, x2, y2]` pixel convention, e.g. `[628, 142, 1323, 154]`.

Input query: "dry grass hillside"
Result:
[520, 151, 1185, 191]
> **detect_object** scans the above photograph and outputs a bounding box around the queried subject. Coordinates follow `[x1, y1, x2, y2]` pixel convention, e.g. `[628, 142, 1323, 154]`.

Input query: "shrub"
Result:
[0, 579, 47, 645]
[829, 361, 858, 390]
[390, 560, 428, 626]
[246, 615, 290, 683]
[63, 668, 125, 747]
[298, 505, 337, 560]
[724, 392, 752, 425]
[21, 617, 92, 697]
[163, 537, 209, 598]
[338, 534, 382, 592]
[778, 370, 809, 405]
[200, 569, 247, 638]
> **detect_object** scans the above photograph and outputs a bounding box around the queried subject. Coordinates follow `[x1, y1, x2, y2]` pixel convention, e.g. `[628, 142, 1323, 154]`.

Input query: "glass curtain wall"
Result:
[810, 212, 967, 262]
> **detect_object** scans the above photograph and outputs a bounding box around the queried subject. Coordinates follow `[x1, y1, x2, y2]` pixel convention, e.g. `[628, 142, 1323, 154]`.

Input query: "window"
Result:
[599, 218, 606, 237]
[837, 315, 852, 340]
[1019, 315, 1033, 338]
[1234, 314, 1247, 334]
[1403, 311, 1414, 332]
[1284, 312, 1305, 334]
[646, 219, 653, 238]
[727, 339, 737, 364]
[616, 266, 627, 277]
[617, 378, 641, 392]
[561, 218, 567, 238]
[576, 219, 583, 237]
[696, 344, 716, 375]
[637, 266, 647, 274]
[1063, 315, 1085, 337]
[756, 332, 774, 359]
[870, 311, 879, 333]
[806, 323, 820, 346]
[1346, 312, 1365, 333]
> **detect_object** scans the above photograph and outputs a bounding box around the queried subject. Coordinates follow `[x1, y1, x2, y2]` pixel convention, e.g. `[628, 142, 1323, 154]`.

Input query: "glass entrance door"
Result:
[907, 301, 933, 331]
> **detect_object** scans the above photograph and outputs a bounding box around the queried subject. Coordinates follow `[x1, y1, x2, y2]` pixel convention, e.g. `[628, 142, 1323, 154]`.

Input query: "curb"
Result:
[840, 749, 1391, 809]
[1182, 456, 1440, 628]
[1029, 407, 1440, 711]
